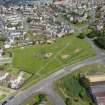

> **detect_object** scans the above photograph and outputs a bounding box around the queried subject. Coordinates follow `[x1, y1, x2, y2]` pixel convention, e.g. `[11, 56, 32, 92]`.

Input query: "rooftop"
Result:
[86, 73, 105, 105]
[87, 74, 105, 83]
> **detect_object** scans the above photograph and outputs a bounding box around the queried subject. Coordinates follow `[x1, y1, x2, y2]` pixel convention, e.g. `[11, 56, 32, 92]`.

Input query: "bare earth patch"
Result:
[61, 54, 69, 59]
[44, 53, 53, 58]
[20, 47, 24, 49]
[75, 48, 81, 53]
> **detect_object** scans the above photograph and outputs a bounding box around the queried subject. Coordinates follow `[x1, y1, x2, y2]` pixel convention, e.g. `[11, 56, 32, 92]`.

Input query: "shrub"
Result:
[79, 76, 90, 90]
[65, 97, 72, 105]
[79, 90, 85, 99]
[77, 33, 85, 39]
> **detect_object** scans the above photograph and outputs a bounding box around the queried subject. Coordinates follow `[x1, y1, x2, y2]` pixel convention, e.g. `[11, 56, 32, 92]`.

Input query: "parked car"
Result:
[2, 101, 7, 105]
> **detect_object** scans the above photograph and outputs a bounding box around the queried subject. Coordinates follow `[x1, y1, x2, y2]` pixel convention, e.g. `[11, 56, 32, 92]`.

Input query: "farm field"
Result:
[12, 35, 95, 89]
[54, 64, 105, 105]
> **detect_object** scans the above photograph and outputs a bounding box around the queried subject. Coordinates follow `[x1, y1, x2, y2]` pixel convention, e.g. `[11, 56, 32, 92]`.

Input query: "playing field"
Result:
[12, 35, 95, 88]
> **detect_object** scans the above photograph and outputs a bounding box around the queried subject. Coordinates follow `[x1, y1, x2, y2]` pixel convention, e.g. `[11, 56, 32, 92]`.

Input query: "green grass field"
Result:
[12, 35, 95, 89]
[55, 64, 105, 105]
[0, 95, 6, 101]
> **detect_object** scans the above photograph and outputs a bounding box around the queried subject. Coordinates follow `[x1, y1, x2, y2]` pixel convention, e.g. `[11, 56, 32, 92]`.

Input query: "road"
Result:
[1, 24, 105, 105]
[1, 7, 105, 105]
[45, 88, 66, 105]
[1, 54, 105, 105]
[1, 35, 105, 105]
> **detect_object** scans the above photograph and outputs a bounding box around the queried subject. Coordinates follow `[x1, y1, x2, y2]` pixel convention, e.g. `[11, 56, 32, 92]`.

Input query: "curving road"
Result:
[1, 54, 105, 105]
[1, 28, 105, 105]
[1, 16, 105, 105]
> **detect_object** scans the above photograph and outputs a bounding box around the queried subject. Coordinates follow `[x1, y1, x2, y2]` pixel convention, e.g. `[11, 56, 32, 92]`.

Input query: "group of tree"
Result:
[87, 28, 105, 49]
[27, 17, 33, 23]
[0, 36, 6, 47]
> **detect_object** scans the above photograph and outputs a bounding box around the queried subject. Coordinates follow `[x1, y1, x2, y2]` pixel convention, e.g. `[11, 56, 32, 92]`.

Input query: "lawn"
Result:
[12, 35, 95, 89]
[0, 85, 16, 101]
[54, 64, 105, 105]
[0, 94, 6, 101]
[21, 93, 53, 105]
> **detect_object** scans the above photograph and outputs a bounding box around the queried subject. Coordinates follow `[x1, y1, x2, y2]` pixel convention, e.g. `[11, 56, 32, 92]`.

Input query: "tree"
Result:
[87, 29, 105, 49]
[87, 29, 100, 38]
[0, 36, 6, 42]
[79, 76, 90, 90]
[94, 37, 105, 49]
[38, 94, 46, 102]
[77, 33, 85, 39]
[95, 5, 102, 18]
[27, 17, 33, 23]
[79, 90, 85, 100]
[65, 97, 72, 105]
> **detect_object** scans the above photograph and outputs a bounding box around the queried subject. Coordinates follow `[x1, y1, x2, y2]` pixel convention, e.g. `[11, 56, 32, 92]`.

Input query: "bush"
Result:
[79, 90, 85, 100]
[77, 33, 85, 39]
[38, 94, 46, 102]
[94, 37, 105, 49]
[65, 97, 72, 105]
[79, 77, 90, 90]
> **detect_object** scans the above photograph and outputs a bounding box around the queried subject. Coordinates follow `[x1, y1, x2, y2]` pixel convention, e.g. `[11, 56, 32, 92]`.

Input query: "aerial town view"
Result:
[0, 0, 105, 105]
